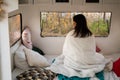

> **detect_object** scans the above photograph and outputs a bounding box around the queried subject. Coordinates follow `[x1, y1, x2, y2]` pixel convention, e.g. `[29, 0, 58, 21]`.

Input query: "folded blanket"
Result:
[58, 74, 89, 80]
[58, 71, 104, 80]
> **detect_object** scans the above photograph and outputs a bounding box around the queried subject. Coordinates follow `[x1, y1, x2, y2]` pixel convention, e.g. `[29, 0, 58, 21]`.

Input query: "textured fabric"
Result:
[24, 48, 50, 67]
[58, 74, 89, 80]
[14, 44, 29, 70]
[58, 71, 104, 80]
[16, 68, 57, 80]
[32, 45, 45, 55]
[96, 71, 104, 80]
[47, 30, 109, 79]
[112, 58, 120, 77]
[104, 71, 120, 80]
[96, 46, 101, 52]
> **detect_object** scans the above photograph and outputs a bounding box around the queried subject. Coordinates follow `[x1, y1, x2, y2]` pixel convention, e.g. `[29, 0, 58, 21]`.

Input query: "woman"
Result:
[47, 14, 109, 80]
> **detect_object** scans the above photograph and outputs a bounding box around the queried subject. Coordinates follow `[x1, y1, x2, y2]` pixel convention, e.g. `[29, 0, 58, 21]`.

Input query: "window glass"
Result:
[40, 12, 111, 37]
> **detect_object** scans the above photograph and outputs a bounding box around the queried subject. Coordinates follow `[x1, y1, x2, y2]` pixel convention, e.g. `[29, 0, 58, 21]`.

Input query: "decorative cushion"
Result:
[14, 44, 29, 70]
[32, 45, 45, 55]
[112, 58, 120, 77]
[16, 68, 57, 80]
[22, 27, 32, 49]
[24, 48, 50, 67]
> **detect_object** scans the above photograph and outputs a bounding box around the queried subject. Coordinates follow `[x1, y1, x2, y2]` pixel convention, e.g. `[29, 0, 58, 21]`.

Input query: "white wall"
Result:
[9, 2, 120, 55]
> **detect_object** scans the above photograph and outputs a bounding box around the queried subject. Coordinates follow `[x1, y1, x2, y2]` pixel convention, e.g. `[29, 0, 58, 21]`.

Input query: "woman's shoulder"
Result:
[67, 30, 74, 36]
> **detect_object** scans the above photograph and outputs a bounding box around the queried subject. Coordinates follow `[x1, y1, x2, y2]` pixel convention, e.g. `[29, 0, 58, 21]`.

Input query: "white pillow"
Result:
[23, 48, 50, 67]
[14, 44, 29, 70]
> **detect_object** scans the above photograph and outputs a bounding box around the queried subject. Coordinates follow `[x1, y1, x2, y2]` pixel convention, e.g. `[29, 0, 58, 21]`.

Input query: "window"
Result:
[8, 13, 22, 47]
[40, 12, 111, 37]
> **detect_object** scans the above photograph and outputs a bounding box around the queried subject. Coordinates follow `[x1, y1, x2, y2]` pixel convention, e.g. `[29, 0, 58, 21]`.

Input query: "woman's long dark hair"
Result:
[73, 14, 92, 38]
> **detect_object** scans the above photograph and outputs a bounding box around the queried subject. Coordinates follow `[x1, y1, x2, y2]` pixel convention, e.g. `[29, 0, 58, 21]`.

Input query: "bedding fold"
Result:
[46, 30, 110, 79]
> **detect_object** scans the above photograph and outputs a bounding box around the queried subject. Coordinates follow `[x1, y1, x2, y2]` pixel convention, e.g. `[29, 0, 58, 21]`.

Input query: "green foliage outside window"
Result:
[40, 12, 111, 37]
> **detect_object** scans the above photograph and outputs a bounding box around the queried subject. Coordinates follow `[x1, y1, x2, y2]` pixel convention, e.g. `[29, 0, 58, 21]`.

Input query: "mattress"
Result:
[12, 54, 120, 80]
[12, 68, 120, 80]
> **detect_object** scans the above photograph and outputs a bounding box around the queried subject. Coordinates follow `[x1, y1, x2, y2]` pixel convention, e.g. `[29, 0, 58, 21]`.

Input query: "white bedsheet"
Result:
[44, 54, 59, 64]
[12, 54, 120, 80]
[104, 71, 120, 80]
[12, 68, 120, 80]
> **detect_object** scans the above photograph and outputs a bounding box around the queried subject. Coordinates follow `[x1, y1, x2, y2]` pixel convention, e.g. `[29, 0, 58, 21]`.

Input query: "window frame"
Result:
[40, 11, 112, 37]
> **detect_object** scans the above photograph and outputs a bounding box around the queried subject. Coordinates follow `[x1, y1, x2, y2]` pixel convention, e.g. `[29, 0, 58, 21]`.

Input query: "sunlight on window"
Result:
[40, 12, 111, 37]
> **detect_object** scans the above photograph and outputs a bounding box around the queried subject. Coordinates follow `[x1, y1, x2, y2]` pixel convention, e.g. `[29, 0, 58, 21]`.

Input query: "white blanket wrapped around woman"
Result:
[46, 30, 111, 79]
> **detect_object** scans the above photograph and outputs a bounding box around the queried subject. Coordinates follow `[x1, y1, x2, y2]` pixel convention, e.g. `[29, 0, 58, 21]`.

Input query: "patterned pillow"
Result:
[16, 68, 57, 80]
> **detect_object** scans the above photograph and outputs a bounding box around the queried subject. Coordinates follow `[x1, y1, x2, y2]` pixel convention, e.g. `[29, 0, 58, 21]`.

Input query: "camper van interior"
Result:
[0, 0, 120, 80]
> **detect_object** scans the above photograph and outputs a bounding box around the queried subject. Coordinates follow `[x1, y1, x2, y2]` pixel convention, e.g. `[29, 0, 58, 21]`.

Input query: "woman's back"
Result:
[63, 30, 105, 70]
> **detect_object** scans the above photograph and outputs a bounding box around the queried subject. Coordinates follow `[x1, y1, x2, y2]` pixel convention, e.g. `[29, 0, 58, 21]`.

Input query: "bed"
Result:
[10, 40, 120, 80]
